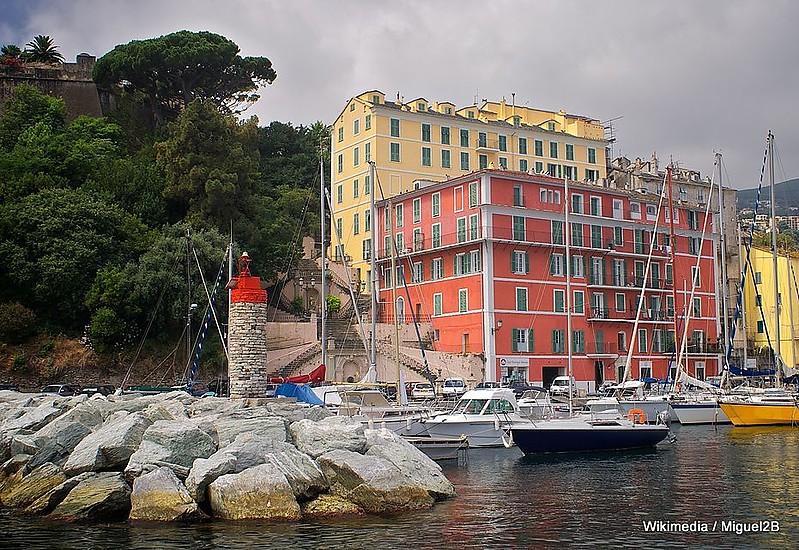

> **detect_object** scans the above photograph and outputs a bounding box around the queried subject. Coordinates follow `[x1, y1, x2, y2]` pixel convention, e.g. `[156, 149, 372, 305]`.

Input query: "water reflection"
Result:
[2, 425, 798, 549]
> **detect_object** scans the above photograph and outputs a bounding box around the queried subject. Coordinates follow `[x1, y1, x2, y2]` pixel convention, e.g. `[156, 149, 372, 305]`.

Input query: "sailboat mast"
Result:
[320, 142, 327, 368]
[716, 152, 730, 376]
[388, 197, 401, 401]
[186, 228, 192, 370]
[369, 162, 378, 370]
[564, 175, 573, 416]
[666, 165, 680, 383]
[737, 221, 747, 373]
[767, 131, 781, 385]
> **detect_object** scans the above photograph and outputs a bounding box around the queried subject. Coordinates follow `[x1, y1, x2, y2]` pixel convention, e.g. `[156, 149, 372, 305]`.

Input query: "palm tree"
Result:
[1, 44, 22, 58]
[22, 35, 65, 64]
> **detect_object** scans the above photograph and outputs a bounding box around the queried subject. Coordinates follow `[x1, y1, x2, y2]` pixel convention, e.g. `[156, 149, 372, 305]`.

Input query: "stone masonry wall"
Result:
[228, 301, 270, 399]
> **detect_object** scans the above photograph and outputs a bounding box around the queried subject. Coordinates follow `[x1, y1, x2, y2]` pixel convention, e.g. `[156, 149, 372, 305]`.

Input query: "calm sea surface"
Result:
[1, 424, 797, 549]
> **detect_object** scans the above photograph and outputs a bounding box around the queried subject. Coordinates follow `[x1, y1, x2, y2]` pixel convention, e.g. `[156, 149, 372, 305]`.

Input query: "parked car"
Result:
[41, 384, 80, 396]
[475, 381, 500, 389]
[79, 384, 115, 396]
[0, 383, 20, 392]
[549, 375, 578, 397]
[411, 382, 436, 399]
[506, 380, 539, 398]
[442, 377, 467, 397]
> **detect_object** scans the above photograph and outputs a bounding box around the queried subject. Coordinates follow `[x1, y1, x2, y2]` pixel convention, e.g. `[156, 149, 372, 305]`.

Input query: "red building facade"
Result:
[375, 170, 720, 392]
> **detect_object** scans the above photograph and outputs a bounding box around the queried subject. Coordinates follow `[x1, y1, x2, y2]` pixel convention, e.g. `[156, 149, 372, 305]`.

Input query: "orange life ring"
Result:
[627, 408, 647, 424]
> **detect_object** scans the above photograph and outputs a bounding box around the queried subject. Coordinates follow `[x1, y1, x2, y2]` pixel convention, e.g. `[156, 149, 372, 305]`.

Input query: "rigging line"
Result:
[726, 138, 770, 365]
[120, 248, 183, 391]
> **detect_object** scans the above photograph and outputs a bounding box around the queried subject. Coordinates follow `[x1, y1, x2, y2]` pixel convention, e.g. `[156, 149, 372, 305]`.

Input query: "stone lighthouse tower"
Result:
[228, 252, 269, 399]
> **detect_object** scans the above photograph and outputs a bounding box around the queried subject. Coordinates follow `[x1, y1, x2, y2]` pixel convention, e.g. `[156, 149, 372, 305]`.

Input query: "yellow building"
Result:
[330, 90, 609, 287]
[741, 246, 799, 369]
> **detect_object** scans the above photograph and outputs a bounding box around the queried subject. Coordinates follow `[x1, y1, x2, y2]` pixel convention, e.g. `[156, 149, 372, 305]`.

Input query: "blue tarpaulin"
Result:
[728, 365, 776, 377]
[274, 382, 324, 405]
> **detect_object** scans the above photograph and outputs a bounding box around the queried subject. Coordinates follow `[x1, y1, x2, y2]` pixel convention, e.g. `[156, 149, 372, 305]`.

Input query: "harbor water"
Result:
[1, 424, 797, 549]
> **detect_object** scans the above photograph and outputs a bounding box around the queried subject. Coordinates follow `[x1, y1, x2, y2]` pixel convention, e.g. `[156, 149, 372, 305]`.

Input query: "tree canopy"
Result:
[93, 30, 277, 126]
[22, 35, 64, 64]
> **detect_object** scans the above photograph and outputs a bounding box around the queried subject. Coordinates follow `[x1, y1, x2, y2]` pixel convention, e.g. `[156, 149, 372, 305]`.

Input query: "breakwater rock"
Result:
[0, 390, 455, 522]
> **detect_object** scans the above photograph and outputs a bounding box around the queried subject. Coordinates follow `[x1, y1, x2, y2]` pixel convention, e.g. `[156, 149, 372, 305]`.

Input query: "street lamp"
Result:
[491, 318, 503, 335]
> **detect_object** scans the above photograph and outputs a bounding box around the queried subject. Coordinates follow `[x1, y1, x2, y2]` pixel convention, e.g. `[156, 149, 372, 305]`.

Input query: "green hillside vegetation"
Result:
[737, 177, 799, 214]
[0, 31, 327, 388]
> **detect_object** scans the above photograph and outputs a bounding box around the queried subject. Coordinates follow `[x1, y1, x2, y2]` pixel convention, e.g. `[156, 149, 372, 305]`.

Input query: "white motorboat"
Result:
[420, 388, 527, 447]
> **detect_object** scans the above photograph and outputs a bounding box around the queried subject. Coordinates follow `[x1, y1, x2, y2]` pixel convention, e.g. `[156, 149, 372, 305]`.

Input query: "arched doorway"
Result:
[396, 296, 405, 323]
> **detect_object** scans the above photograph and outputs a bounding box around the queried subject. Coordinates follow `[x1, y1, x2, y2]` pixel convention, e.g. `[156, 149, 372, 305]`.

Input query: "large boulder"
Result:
[63, 411, 152, 475]
[365, 428, 455, 500]
[26, 421, 93, 470]
[265, 401, 333, 423]
[289, 416, 367, 458]
[207, 463, 300, 520]
[25, 472, 95, 515]
[125, 420, 217, 481]
[0, 462, 66, 508]
[317, 449, 434, 513]
[214, 413, 289, 447]
[49, 471, 131, 522]
[301, 493, 364, 518]
[129, 466, 205, 522]
[0, 454, 31, 496]
[0, 402, 65, 434]
[185, 433, 326, 503]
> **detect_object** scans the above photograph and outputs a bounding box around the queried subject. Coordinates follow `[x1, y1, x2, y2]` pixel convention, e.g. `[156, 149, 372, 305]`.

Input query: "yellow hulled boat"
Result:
[718, 391, 799, 426]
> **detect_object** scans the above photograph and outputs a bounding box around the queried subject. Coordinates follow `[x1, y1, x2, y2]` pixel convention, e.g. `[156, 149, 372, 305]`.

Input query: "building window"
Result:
[422, 146, 431, 166]
[499, 157, 508, 169]
[516, 287, 528, 311]
[458, 289, 468, 312]
[431, 258, 444, 280]
[479, 154, 488, 169]
[390, 118, 400, 137]
[421, 123, 431, 142]
[535, 161, 543, 174]
[571, 222, 583, 247]
[512, 250, 529, 274]
[432, 192, 441, 217]
[571, 255, 584, 278]
[460, 151, 470, 171]
[552, 220, 564, 245]
[390, 142, 400, 162]
[519, 159, 528, 172]
[514, 185, 524, 206]
[441, 149, 451, 168]
[755, 271, 762, 284]
[572, 330, 585, 354]
[413, 198, 421, 223]
[457, 217, 467, 243]
[638, 328, 648, 353]
[432, 223, 441, 248]
[353, 118, 360, 135]
[364, 209, 371, 232]
[395, 204, 404, 227]
[470, 250, 482, 273]
[468, 214, 479, 240]
[550, 253, 565, 276]
[441, 126, 450, 145]
[519, 137, 528, 155]
[353, 146, 360, 167]
[337, 154, 343, 173]
[565, 144, 574, 161]
[571, 193, 583, 214]
[478, 132, 487, 148]
[512, 215, 526, 241]
[362, 239, 371, 260]
[574, 290, 584, 314]
[460, 129, 469, 147]
[591, 225, 602, 248]
[338, 126, 344, 142]
[413, 227, 423, 251]
[554, 289, 565, 313]
[433, 293, 442, 316]
[547, 163, 559, 177]
[588, 147, 596, 164]
[353, 179, 360, 198]
[353, 213, 360, 235]
[364, 174, 371, 195]
[411, 261, 423, 283]
[499, 135, 507, 152]
[586, 169, 599, 181]
[550, 142, 558, 159]
[590, 196, 601, 216]
[693, 297, 701, 318]
[552, 329, 565, 354]
[512, 329, 533, 352]
[336, 218, 343, 244]
[615, 293, 626, 312]
[365, 114, 371, 130]
[692, 266, 701, 288]
[757, 320, 764, 334]
[535, 139, 543, 156]
[468, 182, 478, 207]
[336, 184, 343, 203]
[614, 226, 623, 246]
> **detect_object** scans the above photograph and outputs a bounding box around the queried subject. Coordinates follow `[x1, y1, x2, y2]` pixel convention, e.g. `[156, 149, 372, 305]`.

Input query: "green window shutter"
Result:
[511, 329, 519, 352]
[528, 329, 534, 352]
[511, 252, 515, 273]
[549, 255, 555, 275]
[524, 252, 530, 274]
[551, 330, 557, 353]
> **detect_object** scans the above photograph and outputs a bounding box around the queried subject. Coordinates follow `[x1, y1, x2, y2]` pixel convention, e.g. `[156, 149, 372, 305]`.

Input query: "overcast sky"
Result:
[3, 0, 797, 192]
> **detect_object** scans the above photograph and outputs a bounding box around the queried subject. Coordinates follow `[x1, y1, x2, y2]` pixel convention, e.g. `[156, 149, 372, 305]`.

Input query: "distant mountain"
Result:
[736, 177, 799, 214]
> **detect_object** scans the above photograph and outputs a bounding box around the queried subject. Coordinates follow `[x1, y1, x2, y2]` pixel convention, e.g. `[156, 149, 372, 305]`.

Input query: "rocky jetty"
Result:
[0, 390, 455, 522]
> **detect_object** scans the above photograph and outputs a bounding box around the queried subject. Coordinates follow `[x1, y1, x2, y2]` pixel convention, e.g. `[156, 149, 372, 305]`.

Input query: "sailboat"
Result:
[510, 176, 672, 454]
[718, 132, 799, 426]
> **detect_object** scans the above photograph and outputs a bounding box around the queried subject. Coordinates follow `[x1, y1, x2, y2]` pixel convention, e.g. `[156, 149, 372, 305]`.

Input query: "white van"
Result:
[442, 377, 467, 397]
[549, 375, 577, 397]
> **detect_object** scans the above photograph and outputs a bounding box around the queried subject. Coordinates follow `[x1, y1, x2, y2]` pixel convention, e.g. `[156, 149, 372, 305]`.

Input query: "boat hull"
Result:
[422, 419, 514, 448]
[718, 402, 799, 426]
[670, 402, 730, 425]
[511, 420, 670, 454]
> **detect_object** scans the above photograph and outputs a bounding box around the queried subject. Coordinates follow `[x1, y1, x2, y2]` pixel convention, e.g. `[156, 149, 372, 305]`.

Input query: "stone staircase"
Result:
[268, 343, 322, 379]
[376, 341, 436, 382]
